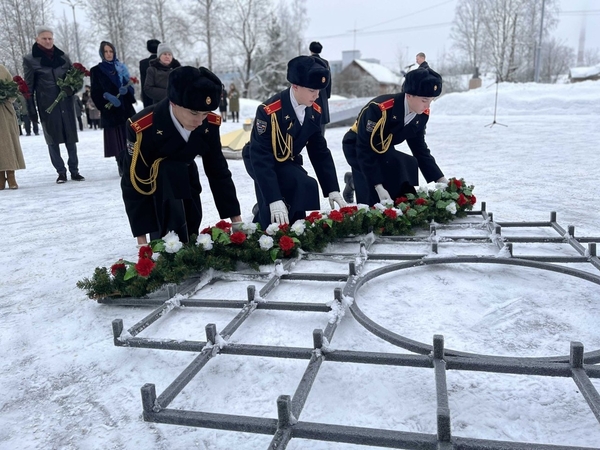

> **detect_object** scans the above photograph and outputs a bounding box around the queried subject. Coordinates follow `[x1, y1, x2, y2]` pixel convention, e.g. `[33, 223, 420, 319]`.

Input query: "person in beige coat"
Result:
[0, 64, 26, 189]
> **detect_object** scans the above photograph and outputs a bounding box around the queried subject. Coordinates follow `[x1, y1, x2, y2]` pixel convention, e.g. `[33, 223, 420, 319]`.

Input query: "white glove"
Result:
[437, 176, 449, 184]
[328, 191, 347, 209]
[269, 200, 289, 225]
[232, 221, 243, 232]
[374, 184, 392, 205]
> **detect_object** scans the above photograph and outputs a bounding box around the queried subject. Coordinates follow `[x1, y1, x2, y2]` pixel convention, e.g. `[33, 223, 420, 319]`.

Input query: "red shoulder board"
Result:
[207, 112, 221, 125]
[312, 102, 322, 114]
[423, 108, 430, 115]
[263, 99, 282, 115]
[130, 112, 153, 133]
[378, 99, 395, 111]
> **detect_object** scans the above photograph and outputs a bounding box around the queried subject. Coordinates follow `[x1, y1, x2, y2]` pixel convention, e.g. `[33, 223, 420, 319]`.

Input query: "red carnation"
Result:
[138, 245, 153, 259]
[339, 206, 358, 215]
[396, 196, 408, 204]
[306, 211, 322, 224]
[279, 235, 295, 252]
[130, 76, 139, 84]
[230, 231, 246, 244]
[451, 179, 462, 189]
[457, 193, 468, 207]
[215, 220, 232, 232]
[201, 226, 212, 234]
[469, 194, 477, 205]
[278, 223, 289, 233]
[329, 210, 344, 222]
[135, 258, 155, 277]
[415, 198, 428, 205]
[110, 262, 126, 275]
[384, 208, 397, 219]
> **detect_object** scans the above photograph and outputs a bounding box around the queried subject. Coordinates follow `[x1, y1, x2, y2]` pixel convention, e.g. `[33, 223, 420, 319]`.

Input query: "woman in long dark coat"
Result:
[90, 41, 136, 175]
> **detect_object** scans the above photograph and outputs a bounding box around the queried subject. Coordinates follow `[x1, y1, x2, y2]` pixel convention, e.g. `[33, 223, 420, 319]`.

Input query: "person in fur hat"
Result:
[121, 66, 242, 246]
[341, 67, 449, 206]
[309, 41, 331, 135]
[139, 39, 160, 108]
[144, 43, 181, 104]
[242, 55, 345, 229]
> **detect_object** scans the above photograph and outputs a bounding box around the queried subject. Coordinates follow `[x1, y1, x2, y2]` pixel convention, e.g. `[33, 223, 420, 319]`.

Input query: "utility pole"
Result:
[534, 0, 546, 83]
[62, 0, 82, 62]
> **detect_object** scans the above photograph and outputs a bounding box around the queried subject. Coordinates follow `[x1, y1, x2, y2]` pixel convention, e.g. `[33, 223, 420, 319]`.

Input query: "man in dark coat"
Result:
[139, 39, 160, 108]
[242, 55, 345, 229]
[309, 41, 331, 135]
[23, 26, 84, 183]
[416, 52, 429, 69]
[342, 67, 448, 206]
[121, 66, 242, 246]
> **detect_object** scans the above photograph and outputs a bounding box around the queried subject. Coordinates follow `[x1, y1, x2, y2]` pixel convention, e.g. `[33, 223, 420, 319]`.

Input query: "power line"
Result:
[318, 22, 453, 40]
[354, 0, 456, 32]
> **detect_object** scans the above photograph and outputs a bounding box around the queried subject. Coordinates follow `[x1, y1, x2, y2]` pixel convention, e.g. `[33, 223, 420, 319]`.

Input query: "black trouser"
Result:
[231, 111, 239, 122]
[77, 115, 83, 131]
[22, 115, 39, 135]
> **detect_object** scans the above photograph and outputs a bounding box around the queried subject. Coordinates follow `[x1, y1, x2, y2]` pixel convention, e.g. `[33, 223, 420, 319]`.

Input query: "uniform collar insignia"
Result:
[156, 129, 163, 135]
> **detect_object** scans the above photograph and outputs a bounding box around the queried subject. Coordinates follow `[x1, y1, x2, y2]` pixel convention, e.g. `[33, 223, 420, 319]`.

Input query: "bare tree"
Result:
[0, 0, 53, 75]
[83, 0, 138, 68]
[224, 0, 273, 98]
[253, 13, 288, 99]
[450, 0, 485, 75]
[277, 0, 307, 58]
[583, 48, 600, 67]
[539, 37, 575, 83]
[190, 0, 226, 70]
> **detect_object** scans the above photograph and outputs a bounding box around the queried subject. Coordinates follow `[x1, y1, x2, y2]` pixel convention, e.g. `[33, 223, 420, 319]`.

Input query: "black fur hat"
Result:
[167, 66, 221, 111]
[309, 41, 323, 54]
[403, 67, 443, 97]
[146, 39, 160, 54]
[287, 56, 330, 90]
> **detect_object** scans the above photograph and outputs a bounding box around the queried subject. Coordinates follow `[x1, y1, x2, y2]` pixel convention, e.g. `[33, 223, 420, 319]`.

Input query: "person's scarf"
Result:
[36, 43, 54, 60]
[97, 41, 132, 94]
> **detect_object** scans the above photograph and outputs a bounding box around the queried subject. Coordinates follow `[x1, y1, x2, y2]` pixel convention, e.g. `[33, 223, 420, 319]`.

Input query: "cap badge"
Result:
[322, 77, 326, 84]
[206, 96, 212, 105]
[434, 85, 438, 91]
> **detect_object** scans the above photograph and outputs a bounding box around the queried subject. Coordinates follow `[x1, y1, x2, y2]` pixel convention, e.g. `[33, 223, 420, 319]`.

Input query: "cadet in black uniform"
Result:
[242, 55, 346, 229]
[342, 67, 449, 206]
[121, 66, 242, 246]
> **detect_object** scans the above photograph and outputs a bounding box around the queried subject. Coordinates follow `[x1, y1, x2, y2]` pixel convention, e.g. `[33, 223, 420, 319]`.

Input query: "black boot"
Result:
[343, 172, 354, 203]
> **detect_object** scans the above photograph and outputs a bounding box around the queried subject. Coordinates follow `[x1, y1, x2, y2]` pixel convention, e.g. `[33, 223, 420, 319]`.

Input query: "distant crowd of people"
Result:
[2, 26, 448, 251]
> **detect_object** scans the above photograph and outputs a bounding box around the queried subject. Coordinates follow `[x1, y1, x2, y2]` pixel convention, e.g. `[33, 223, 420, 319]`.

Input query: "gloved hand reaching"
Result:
[374, 184, 392, 205]
[232, 221, 243, 232]
[269, 200, 289, 225]
[118, 85, 128, 96]
[437, 176, 449, 184]
[103, 92, 121, 108]
[328, 191, 347, 209]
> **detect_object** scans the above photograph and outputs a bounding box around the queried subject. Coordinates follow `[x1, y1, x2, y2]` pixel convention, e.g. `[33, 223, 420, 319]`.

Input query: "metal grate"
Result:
[108, 202, 600, 449]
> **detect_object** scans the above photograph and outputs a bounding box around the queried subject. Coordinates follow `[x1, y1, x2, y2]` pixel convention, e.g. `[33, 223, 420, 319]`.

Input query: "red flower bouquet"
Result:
[46, 62, 89, 114]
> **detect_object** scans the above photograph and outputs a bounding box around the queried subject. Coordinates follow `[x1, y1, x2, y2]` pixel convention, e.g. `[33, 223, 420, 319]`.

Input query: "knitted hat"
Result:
[287, 56, 330, 90]
[36, 25, 54, 36]
[403, 67, 443, 97]
[168, 66, 221, 111]
[156, 43, 172, 57]
[147, 39, 160, 54]
[309, 41, 323, 54]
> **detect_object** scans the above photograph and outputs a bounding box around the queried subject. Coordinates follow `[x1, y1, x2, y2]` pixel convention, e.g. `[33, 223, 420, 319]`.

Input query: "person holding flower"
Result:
[121, 66, 242, 247]
[22, 26, 84, 184]
[90, 41, 137, 176]
[0, 65, 26, 189]
[342, 67, 448, 206]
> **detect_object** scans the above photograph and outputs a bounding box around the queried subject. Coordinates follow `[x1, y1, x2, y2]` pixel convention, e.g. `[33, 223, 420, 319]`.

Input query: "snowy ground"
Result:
[2, 81, 600, 449]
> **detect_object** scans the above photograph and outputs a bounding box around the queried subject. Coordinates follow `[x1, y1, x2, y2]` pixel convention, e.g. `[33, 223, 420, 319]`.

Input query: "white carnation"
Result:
[258, 234, 274, 250]
[357, 203, 370, 211]
[162, 231, 183, 253]
[242, 222, 257, 235]
[196, 233, 213, 250]
[291, 220, 305, 235]
[265, 223, 280, 236]
[446, 201, 457, 215]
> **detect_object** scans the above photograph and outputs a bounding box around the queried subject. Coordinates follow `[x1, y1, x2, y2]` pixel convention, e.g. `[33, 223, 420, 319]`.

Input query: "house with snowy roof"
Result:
[569, 64, 600, 82]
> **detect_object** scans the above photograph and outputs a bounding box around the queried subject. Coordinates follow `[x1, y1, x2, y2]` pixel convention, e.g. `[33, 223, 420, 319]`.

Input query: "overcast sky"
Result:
[304, 0, 600, 69]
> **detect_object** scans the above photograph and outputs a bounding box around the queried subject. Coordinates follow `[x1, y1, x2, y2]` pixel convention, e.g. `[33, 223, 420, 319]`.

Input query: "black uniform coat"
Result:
[313, 54, 331, 125]
[139, 53, 157, 108]
[23, 44, 79, 145]
[342, 93, 444, 206]
[89, 65, 136, 128]
[242, 88, 340, 228]
[121, 98, 241, 242]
